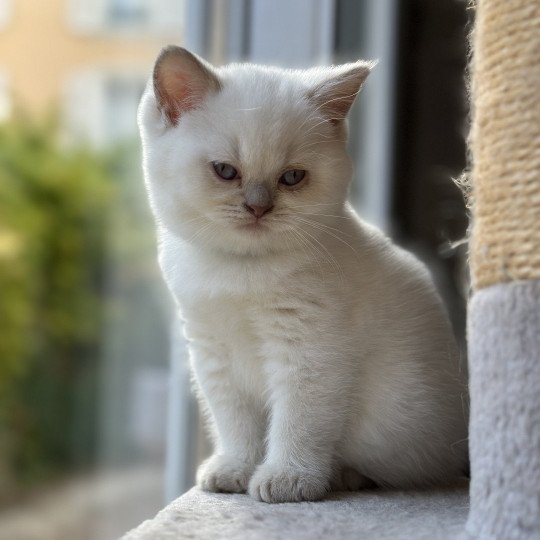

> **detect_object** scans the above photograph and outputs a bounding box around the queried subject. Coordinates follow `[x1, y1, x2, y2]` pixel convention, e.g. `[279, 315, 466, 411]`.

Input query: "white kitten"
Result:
[138, 46, 468, 503]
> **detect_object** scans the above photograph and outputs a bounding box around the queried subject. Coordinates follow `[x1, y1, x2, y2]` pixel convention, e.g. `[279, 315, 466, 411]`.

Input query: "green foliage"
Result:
[0, 118, 115, 497]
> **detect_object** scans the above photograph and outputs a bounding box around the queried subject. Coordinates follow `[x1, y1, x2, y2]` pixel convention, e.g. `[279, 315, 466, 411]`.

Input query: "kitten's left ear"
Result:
[308, 60, 376, 123]
[153, 46, 221, 126]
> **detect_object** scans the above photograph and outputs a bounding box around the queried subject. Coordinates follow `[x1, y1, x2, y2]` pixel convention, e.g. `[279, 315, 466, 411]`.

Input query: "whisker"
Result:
[293, 211, 353, 220]
[186, 222, 215, 245]
[288, 202, 343, 208]
[294, 216, 354, 238]
[295, 218, 360, 260]
[294, 223, 345, 282]
[180, 215, 207, 226]
[288, 228, 324, 273]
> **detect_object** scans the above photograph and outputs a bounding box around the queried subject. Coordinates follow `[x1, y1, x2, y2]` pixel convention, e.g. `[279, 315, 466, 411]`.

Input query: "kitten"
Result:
[138, 46, 469, 503]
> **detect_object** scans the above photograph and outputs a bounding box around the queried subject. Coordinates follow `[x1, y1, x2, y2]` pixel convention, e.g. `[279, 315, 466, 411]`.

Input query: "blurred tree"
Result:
[0, 117, 114, 501]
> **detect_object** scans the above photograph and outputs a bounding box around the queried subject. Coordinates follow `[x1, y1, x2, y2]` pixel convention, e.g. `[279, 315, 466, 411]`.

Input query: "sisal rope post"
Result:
[469, 0, 540, 289]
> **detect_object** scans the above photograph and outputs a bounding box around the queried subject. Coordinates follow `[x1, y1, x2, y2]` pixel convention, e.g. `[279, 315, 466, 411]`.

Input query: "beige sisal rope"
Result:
[469, 0, 540, 290]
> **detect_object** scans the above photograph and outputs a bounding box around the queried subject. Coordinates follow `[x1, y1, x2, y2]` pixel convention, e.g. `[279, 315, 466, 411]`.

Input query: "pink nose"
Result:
[243, 203, 274, 218]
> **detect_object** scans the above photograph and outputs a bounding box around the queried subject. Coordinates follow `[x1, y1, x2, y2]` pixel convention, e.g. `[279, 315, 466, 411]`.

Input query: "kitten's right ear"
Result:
[153, 46, 221, 126]
[307, 60, 376, 123]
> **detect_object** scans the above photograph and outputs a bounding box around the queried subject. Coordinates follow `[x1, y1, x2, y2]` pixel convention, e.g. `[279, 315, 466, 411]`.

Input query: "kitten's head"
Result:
[138, 46, 373, 256]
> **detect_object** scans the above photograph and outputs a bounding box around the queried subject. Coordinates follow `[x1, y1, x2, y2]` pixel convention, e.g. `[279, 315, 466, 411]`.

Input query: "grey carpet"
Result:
[122, 481, 469, 539]
[467, 280, 540, 540]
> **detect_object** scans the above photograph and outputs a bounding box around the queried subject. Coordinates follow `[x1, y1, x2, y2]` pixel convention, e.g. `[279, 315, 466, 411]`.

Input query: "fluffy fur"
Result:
[138, 46, 469, 503]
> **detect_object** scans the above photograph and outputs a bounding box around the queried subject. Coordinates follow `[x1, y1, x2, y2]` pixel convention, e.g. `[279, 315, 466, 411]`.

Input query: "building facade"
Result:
[0, 0, 183, 143]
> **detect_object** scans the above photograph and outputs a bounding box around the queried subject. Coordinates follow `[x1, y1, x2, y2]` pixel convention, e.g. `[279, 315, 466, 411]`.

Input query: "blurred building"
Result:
[0, 0, 183, 143]
[0, 0, 184, 478]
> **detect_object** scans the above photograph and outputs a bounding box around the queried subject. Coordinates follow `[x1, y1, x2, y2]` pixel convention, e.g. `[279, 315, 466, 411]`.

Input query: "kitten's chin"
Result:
[212, 225, 290, 257]
[167, 215, 292, 256]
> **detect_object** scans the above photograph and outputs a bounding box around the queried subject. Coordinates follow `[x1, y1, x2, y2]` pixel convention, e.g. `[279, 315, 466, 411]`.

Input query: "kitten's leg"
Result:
[248, 355, 347, 503]
[192, 350, 265, 493]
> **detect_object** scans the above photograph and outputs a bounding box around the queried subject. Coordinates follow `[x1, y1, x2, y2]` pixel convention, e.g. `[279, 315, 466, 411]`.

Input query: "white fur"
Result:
[138, 53, 469, 503]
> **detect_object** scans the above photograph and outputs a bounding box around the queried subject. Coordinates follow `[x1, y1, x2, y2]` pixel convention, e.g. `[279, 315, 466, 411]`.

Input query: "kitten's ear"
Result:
[308, 60, 376, 122]
[153, 46, 221, 126]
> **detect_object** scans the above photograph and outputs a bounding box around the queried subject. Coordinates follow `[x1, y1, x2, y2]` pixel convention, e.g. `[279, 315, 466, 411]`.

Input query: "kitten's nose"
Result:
[243, 184, 274, 218]
[243, 202, 274, 218]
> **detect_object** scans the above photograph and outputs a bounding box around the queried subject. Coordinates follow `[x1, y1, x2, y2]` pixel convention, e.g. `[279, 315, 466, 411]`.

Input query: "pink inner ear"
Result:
[153, 47, 221, 126]
[158, 70, 202, 124]
[325, 93, 355, 123]
[309, 63, 372, 123]
[163, 71, 200, 111]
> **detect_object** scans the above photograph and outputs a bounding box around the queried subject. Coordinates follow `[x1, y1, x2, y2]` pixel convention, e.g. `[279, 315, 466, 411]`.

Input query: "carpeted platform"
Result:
[122, 481, 470, 539]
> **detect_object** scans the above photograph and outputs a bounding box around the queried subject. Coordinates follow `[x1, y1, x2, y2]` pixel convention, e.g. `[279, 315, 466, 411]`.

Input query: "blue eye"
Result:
[212, 161, 239, 180]
[279, 169, 306, 186]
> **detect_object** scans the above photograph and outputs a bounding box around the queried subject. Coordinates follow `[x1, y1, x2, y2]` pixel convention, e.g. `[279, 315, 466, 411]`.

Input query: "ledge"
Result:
[122, 481, 469, 539]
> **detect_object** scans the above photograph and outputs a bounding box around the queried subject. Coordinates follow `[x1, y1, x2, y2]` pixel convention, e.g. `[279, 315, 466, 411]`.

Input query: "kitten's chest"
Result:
[183, 294, 269, 397]
[158, 235, 305, 303]
[183, 294, 257, 345]
[158, 233, 347, 352]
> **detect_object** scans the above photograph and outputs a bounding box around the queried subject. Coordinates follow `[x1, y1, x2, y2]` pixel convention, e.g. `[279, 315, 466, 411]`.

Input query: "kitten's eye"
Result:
[212, 161, 239, 181]
[279, 169, 306, 187]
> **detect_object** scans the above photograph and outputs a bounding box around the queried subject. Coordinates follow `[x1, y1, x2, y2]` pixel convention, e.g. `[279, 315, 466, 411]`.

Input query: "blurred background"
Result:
[0, 1, 469, 538]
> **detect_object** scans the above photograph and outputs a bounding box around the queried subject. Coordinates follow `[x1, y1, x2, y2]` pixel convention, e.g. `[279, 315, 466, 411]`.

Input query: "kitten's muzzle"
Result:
[243, 202, 274, 218]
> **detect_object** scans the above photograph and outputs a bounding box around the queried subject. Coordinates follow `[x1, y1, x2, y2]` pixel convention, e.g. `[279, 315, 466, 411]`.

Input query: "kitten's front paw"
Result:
[248, 464, 328, 503]
[197, 454, 255, 494]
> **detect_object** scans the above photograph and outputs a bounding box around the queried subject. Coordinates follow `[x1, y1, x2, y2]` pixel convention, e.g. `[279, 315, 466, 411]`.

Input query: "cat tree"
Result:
[123, 1, 539, 538]
[466, 0, 540, 538]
